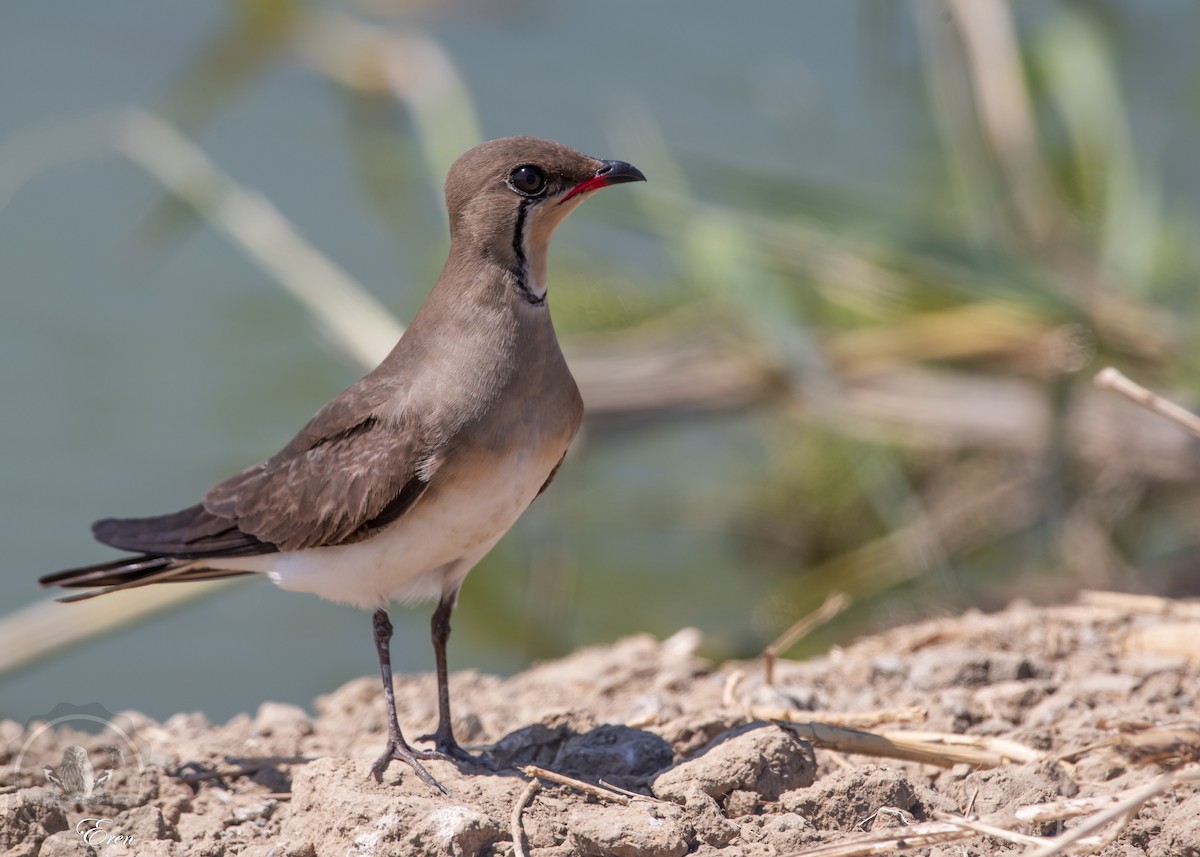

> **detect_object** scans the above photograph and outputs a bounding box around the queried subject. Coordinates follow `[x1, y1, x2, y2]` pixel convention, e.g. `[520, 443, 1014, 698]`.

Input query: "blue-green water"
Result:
[3, 1, 1199, 725]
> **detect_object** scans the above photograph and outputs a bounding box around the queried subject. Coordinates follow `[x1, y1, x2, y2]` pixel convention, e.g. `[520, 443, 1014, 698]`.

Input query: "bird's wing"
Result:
[203, 377, 437, 551]
[94, 375, 440, 555]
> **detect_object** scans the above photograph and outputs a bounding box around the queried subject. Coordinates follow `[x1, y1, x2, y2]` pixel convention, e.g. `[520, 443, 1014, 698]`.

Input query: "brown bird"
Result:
[39, 136, 646, 794]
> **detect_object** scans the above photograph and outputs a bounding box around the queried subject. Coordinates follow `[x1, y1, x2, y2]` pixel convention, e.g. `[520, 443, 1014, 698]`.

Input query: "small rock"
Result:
[652, 712, 743, 759]
[553, 724, 675, 780]
[285, 757, 503, 856]
[1077, 672, 1142, 701]
[674, 789, 739, 847]
[780, 765, 950, 831]
[907, 649, 989, 690]
[737, 676, 821, 712]
[254, 702, 312, 735]
[625, 694, 681, 728]
[652, 722, 816, 804]
[350, 807, 501, 857]
[36, 831, 92, 857]
[251, 702, 313, 755]
[251, 764, 292, 794]
[0, 789, 70, 849]
[975, 680, 1051, 723]
[566, 803, 689, 857]
[125, 803, 180, 841]
[1026, 688, 1085, 726]
[661, 627, 703, 660]
[758, 813, 816, 853]
[722, 788, 758, 817]
[861, 805, 916, 830]
[1154, 791, 1200, 856]
[908, 648, 1044, 691]
[230, 799, 278, 824]
[400, 805, 502, 857]
[950, 763, 1078, 836]
[489, 711, 597, 769]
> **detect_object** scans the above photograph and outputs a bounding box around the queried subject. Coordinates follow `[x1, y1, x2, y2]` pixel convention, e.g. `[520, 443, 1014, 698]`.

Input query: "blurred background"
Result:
[3, 0, 1200, 724]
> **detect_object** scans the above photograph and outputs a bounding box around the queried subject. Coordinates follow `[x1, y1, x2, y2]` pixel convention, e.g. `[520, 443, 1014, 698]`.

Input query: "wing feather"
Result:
[204, 412, 433, 551]
[92, 370, 437, 557]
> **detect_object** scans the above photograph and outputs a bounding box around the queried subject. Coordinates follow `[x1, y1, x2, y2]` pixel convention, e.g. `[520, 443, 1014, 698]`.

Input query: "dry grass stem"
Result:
[1094, 367, 1200, 440]
[517, 765, 630, 805]
[749, 706, 926, 729]
[762, 592, 851, 685]
[510, 777, 540, 857]
[1023, 766, 1200, 857]
[1113, 725, 1200, 768]
[933, 814, 1048, 848]
[943, 0, 1058, 246]
[787, 820, 973, 856]
[115, 110, 404, 369]
[778, 722, 1041, 769]
[789, 766, 1200, 856]
[598, 779, 668, 803]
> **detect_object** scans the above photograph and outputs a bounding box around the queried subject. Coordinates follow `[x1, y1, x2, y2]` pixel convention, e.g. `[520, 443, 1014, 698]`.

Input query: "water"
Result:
[2, 1, 1198, 724]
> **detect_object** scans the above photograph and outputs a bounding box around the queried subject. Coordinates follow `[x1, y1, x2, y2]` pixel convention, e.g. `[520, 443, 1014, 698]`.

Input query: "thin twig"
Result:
[510, 778, 540, 857]
[788, 819, 974, 855]
[1022, 766, 1200, 857]
[763, 592, 851, 685]
[597, 779, 668, 803]
[517, 765, 630, 805]
[933, 813, 1048, 848]
[1095, 367, 1200, 440]
[788, 766, 1200, 857]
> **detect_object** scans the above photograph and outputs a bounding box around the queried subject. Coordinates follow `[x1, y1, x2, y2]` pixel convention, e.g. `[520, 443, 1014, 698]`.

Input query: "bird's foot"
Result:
[368, 736, 449, 795]
[415, 731, 497, 770]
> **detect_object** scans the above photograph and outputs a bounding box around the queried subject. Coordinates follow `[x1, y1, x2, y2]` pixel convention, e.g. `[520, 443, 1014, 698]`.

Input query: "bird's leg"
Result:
[367, 608, 448, 794]
[417, 595, 495, 768]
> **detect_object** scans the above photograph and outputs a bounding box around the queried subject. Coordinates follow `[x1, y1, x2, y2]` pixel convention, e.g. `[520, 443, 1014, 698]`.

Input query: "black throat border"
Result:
[511, 198, 546, 306]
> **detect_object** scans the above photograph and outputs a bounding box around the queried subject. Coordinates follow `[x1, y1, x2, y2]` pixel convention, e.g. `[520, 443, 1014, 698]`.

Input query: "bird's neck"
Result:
[443, 236, 549, 310]
[511, 218, 549, 307]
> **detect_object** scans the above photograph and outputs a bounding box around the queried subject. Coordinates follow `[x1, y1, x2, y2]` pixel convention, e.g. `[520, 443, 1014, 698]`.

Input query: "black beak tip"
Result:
[597, 159, 647, 185]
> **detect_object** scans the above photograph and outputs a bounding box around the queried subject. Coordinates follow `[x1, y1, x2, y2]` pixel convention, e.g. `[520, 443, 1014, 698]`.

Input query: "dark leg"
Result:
[419, 595, 494, 768]
[367, 609, 448, 794]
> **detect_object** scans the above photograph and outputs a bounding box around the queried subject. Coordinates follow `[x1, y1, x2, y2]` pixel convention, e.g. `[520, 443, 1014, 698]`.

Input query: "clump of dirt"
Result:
[2, 594, 1199, 856]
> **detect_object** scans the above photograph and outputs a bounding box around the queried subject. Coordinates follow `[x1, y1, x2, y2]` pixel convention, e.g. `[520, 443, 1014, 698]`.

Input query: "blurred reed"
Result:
[3, 0, 1199, 675]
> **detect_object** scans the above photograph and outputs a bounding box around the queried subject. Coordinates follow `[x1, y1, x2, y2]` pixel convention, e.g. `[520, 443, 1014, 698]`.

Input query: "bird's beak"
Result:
[560, 160, 647, 204]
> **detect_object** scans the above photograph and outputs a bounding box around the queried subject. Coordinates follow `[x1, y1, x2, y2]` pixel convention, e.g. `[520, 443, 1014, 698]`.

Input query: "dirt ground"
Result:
[3, 592, 1200, 856]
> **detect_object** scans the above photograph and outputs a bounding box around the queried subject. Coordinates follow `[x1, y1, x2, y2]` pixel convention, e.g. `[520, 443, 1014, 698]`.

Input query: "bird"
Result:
[39, 136, 646, 794]
[43, 745, 113, 799]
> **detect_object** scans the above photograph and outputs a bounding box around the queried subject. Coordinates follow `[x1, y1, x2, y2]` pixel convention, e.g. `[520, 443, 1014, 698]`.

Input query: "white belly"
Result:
[204, 446, 560, 610]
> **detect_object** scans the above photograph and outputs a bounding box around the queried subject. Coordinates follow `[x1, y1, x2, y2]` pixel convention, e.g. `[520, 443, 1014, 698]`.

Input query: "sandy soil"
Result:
[3, 593, 1199, 856]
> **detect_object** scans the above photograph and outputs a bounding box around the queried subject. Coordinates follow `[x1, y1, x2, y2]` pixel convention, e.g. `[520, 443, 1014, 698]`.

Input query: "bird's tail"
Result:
[41, 502, 272, 601]
[39, 555, 252, 602]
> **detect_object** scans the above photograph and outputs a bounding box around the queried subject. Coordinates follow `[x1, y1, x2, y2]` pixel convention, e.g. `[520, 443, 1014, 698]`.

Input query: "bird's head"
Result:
[443, 137, 645, 286]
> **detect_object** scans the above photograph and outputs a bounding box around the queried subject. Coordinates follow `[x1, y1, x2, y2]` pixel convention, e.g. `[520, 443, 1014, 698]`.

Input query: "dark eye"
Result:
[508, 165, 546, 196]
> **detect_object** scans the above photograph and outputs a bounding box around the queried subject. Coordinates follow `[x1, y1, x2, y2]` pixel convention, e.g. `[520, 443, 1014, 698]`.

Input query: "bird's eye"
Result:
[508, 165, 547, 197]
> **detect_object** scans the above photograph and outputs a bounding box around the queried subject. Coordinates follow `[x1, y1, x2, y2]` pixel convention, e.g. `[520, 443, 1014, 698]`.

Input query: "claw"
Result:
[368, 737, 449, 795]
[415, 733, 497, 770]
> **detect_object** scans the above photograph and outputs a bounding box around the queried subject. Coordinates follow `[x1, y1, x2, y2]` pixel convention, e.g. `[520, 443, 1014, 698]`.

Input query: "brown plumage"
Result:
[39, 136, 645, 794]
